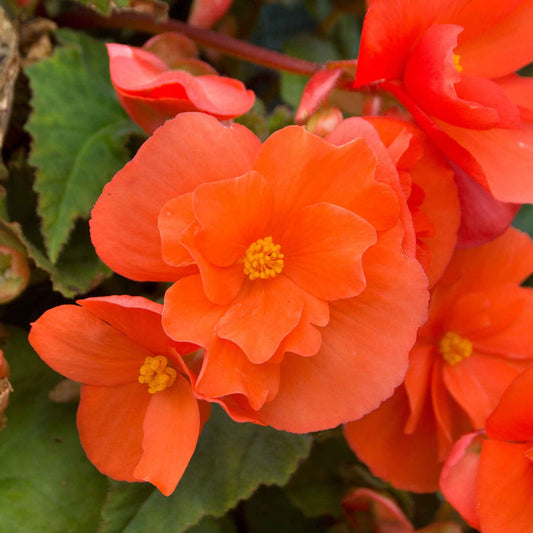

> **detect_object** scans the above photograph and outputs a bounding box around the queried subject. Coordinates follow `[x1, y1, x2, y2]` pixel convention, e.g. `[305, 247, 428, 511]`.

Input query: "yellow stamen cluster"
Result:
[439, 332, 473, 366]
[138, 355, 177, 394]
[453, 53, 463, 73]
[243, 236, 284, 280]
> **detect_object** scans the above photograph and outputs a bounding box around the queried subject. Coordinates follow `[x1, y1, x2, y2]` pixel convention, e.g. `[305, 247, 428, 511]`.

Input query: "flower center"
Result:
[453, 53, 463, 73]
[439, 332, 473, 366]
[243, 236, 284, 280]
[138, 355, 177, 393]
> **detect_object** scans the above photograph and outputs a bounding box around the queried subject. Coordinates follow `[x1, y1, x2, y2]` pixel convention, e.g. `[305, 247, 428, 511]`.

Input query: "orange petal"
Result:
[158, 193, 196, 267]
[438, 227, 533, 290]
[326, 117, 415, 254]
[456, 1, 533, 79]
[277, 292, 329, 357]
[497, 74, 533, 121]
[256, 126, 399, 233]
[439, 431, 482, 529]
[486, 366, 533, 442]
[477, 440, 533, 533]
[256, 224, 429, 432]
[216, 275, 304, 364]
[443, 350, 528, 429]
[108, 44, 168, 91]
[196, 338, 280, 411]
[295, 68, 343, 124]
[431, 360, 472, 461]
[403, 25, 511, 129]
[163, 275, 225, 347]
[344, 386, 442, 492]
[435, 118, 533, 204]
[77, 382, 149, 482]
[408, 139, 459, 286]
[281, 203, 376, 300]
[179, 221, 244, 305]
[193, 171, 273, 267]
[90, 113, 260, 281]
[29, 305, 149, 386]
[469, 287, 533, 360]
[77, 295, 195, 359]
[403, 342, 435, 434]
[134, 374, 200, 495]
[254, 126, 333, 213]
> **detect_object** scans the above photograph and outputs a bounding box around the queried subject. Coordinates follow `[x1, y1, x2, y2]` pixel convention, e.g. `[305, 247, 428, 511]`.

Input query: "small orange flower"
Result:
[29, 296, 219, 495]
[355, 0, 533, 205]
[107, 35, 254, 134]
[344, 227, 533, 491]
[90, 112, 429, 433]
[441, 365, 533, 532]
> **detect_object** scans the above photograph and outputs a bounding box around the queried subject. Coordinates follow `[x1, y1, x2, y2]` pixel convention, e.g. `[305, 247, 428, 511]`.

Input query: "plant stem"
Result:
[56, 10, 324, 77]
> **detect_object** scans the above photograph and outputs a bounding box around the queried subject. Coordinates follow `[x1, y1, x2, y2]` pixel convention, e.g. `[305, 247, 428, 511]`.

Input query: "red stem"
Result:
[56, 10, 324, 77]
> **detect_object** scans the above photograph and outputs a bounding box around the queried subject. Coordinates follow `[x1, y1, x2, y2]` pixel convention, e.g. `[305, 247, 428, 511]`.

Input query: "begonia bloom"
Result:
[355, 0, 533, 204]
[344, 227, 533, 492]
[326, 116, 460, 287]
[29, 295, 219, 496]
[107, 38, 254, 134]
[440, 365, 533, 532]
[90, 112, 428, 433]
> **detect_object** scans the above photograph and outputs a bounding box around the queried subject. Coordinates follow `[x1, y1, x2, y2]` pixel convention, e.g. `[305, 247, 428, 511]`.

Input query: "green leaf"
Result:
[25, 29, 142, 263]
[0, 328, 108, 532]
[5, 149, 111, 297]
[8, 217, 111, 298]
[243, 485, 325, 533]
[99, 481, 154, 533]
[101, 407, 312, 533]
[284, 434, 357, 518]
[186, 516, 237, 533]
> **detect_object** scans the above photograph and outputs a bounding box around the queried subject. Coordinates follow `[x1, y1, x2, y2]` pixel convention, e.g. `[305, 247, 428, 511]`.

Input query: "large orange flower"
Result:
[90, 112, 428, 433]
[29, 296, 218, 496]
[355, 0, 533, 205]
[440, 365, 533, 532]
[344, 227, 533, 491]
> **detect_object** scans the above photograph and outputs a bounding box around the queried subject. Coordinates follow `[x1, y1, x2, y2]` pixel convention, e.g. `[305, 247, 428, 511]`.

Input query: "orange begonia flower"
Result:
[344, 227, 533, 492]
[107, 36, 254, 134]
[326, 116, 460, 287]
[355, 0, 533, 205]
[90, 112, 429, 433]
[440, 365, 533, 532]
[29, 295, 226, 496]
